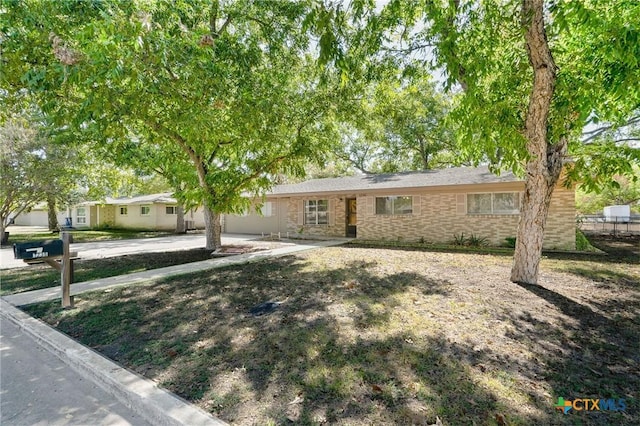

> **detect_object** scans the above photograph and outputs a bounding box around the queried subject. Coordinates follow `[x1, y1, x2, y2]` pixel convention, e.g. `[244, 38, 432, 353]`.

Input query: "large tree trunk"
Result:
[46, 195, 59, 231]
[511, 0, 566, 285]
[176, 205, 186, 234]
[203, 205, 222, 250]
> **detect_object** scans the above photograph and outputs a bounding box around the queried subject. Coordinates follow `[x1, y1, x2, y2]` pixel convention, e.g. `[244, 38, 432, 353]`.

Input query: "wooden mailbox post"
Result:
[13, 232, 78, 308]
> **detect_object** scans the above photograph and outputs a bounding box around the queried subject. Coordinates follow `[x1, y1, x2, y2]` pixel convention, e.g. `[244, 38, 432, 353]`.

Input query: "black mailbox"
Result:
[13, 239, 64, 260]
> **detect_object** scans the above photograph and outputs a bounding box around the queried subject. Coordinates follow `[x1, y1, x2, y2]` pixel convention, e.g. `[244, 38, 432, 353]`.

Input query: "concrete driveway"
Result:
[0, 233, 262, 270]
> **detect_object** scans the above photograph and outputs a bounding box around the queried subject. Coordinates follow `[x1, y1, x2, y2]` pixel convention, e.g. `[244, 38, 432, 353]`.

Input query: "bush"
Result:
[452, 233, 467, 246]
[576, 229, 597, 251]
[466, 234, 488, 247]
[504, 237, 516, 248]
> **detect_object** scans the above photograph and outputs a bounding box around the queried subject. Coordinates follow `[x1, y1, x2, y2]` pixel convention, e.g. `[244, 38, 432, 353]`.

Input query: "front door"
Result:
[346, 198, 357, 237]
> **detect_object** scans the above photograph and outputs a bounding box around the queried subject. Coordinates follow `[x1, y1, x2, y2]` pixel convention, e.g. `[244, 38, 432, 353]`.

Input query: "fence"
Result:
[577, 214, 640, 235]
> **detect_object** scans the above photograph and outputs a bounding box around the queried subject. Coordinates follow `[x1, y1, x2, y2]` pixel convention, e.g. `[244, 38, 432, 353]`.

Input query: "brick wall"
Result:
[285, 183, 576, 250]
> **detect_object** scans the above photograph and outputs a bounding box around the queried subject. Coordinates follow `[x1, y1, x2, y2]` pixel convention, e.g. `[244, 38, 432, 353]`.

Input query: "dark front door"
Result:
[346, 198, 357, 237]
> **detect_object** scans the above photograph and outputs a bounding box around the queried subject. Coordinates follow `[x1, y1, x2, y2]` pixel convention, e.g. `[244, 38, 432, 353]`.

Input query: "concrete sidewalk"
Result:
[1, 238, 347, 425]
[1, 313, 154, 426]
[4, 238, 346, 307]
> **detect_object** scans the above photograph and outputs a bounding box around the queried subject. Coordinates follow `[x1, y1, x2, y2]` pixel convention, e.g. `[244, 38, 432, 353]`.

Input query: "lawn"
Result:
[23, 236, 639, 425]
[3, 229, 175, 246]
[0, 248, 213, 296]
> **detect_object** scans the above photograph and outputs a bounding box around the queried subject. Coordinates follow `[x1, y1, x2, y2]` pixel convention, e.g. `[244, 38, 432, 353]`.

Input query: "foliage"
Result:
[575, 229, 598, 252]
[2, 0, 345, 249]
[451, 233, 488, 247]
[504, 237, 517, 249]
[451, 233, 467, 246]
[576, 166, 640, 214]
[466, 234, 488, 247]
[336, 72, 460, 173]
[320, 0, 640, 283]
[0, 117, 46, 231]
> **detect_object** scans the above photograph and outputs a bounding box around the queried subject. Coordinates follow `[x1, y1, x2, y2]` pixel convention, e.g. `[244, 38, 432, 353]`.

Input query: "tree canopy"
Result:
[2, 0, 344, 249]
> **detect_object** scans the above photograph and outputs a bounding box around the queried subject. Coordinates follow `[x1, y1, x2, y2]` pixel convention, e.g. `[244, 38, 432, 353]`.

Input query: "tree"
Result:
[3, 1, 343, 250]
[0, 117, 45, 239]
[336, 75, 459, 174]
[577, 166, 640, 214]
[319, 0, 640, 284]
[0, 114, 87, 235]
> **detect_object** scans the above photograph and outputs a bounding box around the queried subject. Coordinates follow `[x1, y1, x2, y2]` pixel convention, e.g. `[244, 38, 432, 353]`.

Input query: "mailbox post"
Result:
[13, 232, 77, 308]
[61, 232, 72, 308]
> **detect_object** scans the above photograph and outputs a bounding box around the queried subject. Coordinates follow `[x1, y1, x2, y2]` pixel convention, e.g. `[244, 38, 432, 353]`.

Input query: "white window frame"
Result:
[119, 206, 128, 216]
[140, 205, 151, 216]
[76, 207, 87, 224]
[165, 206, 177, 215]
[304, 200, 328, 225]
[375, 196, 413, 215]
[467, 192, 521, 215]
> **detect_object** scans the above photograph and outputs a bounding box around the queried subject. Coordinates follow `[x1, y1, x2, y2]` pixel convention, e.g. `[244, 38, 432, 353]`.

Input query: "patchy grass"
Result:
[3, 229, 176, 246]
[0, 249, 213, 296]
[24, 238, 639, 425]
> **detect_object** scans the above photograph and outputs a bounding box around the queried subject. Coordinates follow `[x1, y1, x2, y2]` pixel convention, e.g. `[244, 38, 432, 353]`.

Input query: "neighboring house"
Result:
[74, 193, 206, 231]
[13, 202, 68, 227]
[224, 166, 576, 250]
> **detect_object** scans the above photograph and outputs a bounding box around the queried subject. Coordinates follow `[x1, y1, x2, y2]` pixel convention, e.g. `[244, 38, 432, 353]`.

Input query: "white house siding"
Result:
[155, 204, 179, 230]
[13, 210, 48, 226]
[224, 199, 287, 235]
[14, 209, 67, 227]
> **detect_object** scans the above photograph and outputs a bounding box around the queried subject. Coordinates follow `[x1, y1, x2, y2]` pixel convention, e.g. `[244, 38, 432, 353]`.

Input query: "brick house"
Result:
[224, 166, 576, 250]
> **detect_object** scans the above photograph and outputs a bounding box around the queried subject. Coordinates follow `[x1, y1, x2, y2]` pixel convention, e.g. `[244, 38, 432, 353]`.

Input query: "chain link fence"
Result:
[577, 214, 640, 235]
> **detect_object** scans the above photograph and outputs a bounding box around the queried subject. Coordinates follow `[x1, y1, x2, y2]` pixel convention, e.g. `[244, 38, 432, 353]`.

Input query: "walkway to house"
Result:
[0, 238, 347, 426]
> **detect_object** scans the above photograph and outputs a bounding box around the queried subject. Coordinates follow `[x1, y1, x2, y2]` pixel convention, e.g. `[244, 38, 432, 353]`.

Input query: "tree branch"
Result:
[582, 115, 640, 143]
[144, 119, 208, 186]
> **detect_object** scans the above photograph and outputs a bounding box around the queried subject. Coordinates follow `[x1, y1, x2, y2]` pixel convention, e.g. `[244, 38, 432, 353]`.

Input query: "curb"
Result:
[0, 299, 227, 426]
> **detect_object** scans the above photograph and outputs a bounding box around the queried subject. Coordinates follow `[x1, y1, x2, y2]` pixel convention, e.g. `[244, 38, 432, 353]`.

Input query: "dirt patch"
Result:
[583, 232, 640, 262]
[24, 243, 639, 425]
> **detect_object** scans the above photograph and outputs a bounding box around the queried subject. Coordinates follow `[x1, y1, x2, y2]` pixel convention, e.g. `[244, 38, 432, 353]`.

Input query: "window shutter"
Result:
[412, 196, 421, 215]
[328, 199, 335, 226]
[456, 194, 466, 214]
[297, 200, 304, 225]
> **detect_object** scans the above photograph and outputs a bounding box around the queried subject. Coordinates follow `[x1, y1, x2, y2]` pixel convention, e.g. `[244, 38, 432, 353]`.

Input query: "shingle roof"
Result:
[269, 166, 521, 196]
[82, 193, 176, 206]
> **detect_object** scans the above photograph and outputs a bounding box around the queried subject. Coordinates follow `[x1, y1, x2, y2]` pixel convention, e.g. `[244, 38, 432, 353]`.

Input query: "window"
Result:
[141, 205, 151, 216]
[375, 196, 413, 215]
[76, 207, 87, 224]
[166, 206, 177, 215]
[260, 202, 274, 217]
[304, 200, 328, 225]
[467, 192, 520, 215]
[119, 206, 128, 216]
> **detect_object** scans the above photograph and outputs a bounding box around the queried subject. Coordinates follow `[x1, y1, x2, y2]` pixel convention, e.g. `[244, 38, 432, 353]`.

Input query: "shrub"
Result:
[452, 233, 467, 246]
[504, 237, 516, 248]
[575, 229, 597, 251]
[466, 234, 488, 247]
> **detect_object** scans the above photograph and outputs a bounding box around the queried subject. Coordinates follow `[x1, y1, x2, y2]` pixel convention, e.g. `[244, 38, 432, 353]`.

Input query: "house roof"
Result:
[82, 193, 176, 206]
[269, 166, 522, 196]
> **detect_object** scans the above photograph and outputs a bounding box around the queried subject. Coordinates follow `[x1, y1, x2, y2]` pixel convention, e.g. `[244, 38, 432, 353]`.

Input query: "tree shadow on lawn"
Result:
[23, 254, 532, 425]
[506, 281, 639, 425]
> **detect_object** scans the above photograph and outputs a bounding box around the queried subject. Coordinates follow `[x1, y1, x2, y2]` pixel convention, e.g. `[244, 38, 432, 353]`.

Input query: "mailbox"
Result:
[13, 239, 64, 260]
